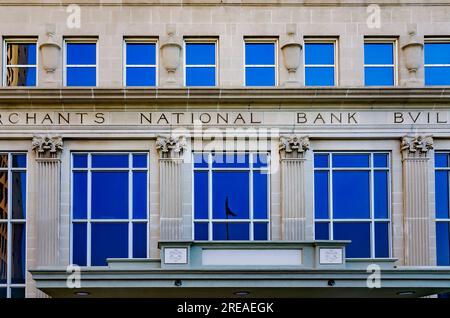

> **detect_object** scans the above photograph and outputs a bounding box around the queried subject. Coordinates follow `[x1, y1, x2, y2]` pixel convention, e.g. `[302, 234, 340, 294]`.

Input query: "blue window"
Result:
[125, 41, 157, 86]
[425, 42, 450, 86]
[185, 41, 217, 86]
[4, 41, 37, 86]
[65, 41, 97, 86]
[314, 152, 390, 258]
[193, 153, 269, 241]
[0, 153, 27, 298]
[364, 41, 396, 86]
[304, 41, 336, 86]
[72, 153, 148, 266]
[245, 42, 276, 86]
[435, 152, 450, 265]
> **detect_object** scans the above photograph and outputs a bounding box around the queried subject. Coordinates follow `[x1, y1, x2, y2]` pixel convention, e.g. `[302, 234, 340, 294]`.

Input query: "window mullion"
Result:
[86, 154, 92, 267]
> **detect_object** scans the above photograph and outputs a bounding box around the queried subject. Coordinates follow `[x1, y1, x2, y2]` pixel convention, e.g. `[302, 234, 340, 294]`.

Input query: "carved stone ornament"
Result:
[32, 135, 63, 158]
[156, 135, 187, 158]
[401, 135, 433, 158]
[279, 135, 310, 158]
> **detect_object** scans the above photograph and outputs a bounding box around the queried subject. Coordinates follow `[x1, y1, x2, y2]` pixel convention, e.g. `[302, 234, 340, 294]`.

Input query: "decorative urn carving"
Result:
[39, 24, 61, 79]
[160, 25, 182, 85]
[281, 23, 302, 86]
[401, 24, 423, 87]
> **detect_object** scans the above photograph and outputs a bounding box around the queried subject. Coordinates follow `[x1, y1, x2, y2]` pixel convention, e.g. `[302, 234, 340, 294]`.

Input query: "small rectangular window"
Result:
[425, 40, 450, 86]
[364, 40, 397, 86]
[184, 40, 217, 86]
[65, 39, 97, 87]
[124, 40, 157, 87]
[304, 39, 337, 86]
[244, 40, 277, 86]
[3, 39, 37, 87]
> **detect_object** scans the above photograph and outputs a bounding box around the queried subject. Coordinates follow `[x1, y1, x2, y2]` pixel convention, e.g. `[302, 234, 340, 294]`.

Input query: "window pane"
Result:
[91, 223, 128, 266]
[186, 43, 216, 65]
[253, 153, 268, 168]
[435, 153, 449, 168]
[7, 43, 36, 65]
[0, 155, 8, 168]
[6, 67, 36, 86]
[132, 172, 147, 219]
[73, 223, 87, 266]
[186, 67, 216, 86]
[305, 43, 334, 65]
[212, 171, 249, 219]
[0, 172, 8, 219]
[314, 171, 329, 219]
[194, 153, 208, 168]
[364, 67, 394, 86]
[0, 223, 7, 283]
[194, 171, 208, 219]
[425, 67, 450, 86]
[66, 67, 96, 86]
[91, 154, 129, 168]
[333, 171, 370, 219]
[0, 288, 6, 298]
[374, 153, 389, 168]
[126, 43, 156, 65]
[212, 153, 249, 168]
[375, 222, 389, 258]
[12, 154, 26, 168]
[10, 288, 25, 299]
[364, 43, 393, 64]
[374, 171, 389, 219]
[436, 222, 450, 266]
[73, 172, 87, 219]
[315, 222, 329, 240]
[91, 172, 128, 219]
[245, 43, 275, 65]
[194, 222, 208, 240]
[11, 172, 26, 219]
[436, 171, 449, 219]
[253, 171, 268, 219]
[11, 223, 25, 284]
[245, 67, 275, 86]
[332, 154, 370, 168]
[133, 223, 147, 258]
[67, 43, 96, 65]
[305, 67, 334, 86]
[425, 43, 450, 65]
[333, 222, 371, 258]
[213, 222, 249, 240]
[73, 154, 88, 168]
[126, 67, 156, 86]
[254, 222, 268, 240]
[314, 154, 329, 168]
[132, 154, 147, 168]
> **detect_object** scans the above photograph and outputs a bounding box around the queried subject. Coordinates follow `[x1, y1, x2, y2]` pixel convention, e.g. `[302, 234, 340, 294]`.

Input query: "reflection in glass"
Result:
[12, 172, 26, 219]
[0, 172, 8, 219]
[6, 67, 36, 87]
[0, 155, 8, 168]
[11, 224, 25, 284]
[0, 223, 7, 284]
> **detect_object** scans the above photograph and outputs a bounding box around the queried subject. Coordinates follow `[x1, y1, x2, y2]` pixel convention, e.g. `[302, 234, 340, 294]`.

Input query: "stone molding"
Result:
[32, 135, 63, 159]
[279, 135, 310, 159]
[401, 135, 433, 159]
[156, 135, 187, 159]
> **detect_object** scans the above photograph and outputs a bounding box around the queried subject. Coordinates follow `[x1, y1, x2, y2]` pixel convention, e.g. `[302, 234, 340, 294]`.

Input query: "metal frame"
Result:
[2, 38, 38, 87]
[183, 38, 219, 87]
[303, 38, 338, 87]
[192, 152, 271, 241]
[434, 151, 450, 265]
[63, 38, 98, 87]
[70, 152, 149, 266]
[243, 38, 278, 87]
[313, 151, 392, 259]
[0, 153, 27, 298]
[424, 38, 450, 85]
[363, 38, 398, 86]
[123, 38, 158, 87]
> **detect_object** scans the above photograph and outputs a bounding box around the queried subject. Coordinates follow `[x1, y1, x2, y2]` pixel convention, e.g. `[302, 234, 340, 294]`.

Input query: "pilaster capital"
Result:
[401, 135, 434, 159]
[32, 135, 63, 159]
[279, 135, 310, 159]
[156, 135, 187, 159]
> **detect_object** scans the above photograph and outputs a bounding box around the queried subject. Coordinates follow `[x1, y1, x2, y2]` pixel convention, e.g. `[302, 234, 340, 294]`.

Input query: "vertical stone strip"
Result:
[156, 135, 187, 240]
[401, 135, 433, 265]
[32, 135, 63, 266]
[279, 136, 310, 240]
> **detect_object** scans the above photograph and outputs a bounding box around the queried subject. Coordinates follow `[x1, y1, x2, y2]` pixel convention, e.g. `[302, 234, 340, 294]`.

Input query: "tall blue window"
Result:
[193, 153, 270, 241]
[425, 42, 450, 86]
[71, 153, 149, 266]
[0, 153, 27, 298]
[125, 41, 157, 87]
[185, 41, 217, 86]
[364, 41, 396, 86]
[314, 152, 391, 258]
[245, 41, 276, 86]
[65, 41, 97, 87]
[304, 41, 336, 86]
[435, 152, 450, 266]
[4, 41, 37, 87]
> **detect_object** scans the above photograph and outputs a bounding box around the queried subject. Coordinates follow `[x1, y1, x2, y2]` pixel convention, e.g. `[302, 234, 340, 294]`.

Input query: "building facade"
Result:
[0, 0, 449, 298]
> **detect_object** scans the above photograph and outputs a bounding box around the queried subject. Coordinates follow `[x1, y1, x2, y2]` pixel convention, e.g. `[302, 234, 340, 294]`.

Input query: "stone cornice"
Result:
[1, 88, 450, 108]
